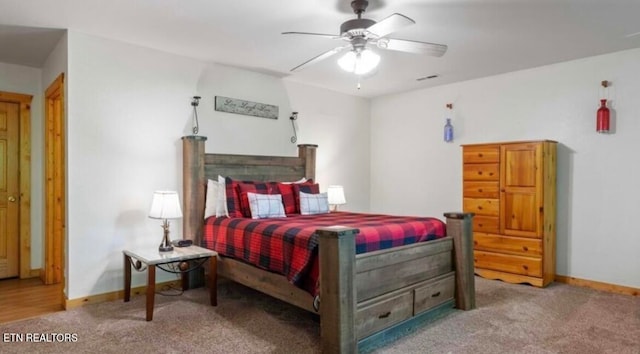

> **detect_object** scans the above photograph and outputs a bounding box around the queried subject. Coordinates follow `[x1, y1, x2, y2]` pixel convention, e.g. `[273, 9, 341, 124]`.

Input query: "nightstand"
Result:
[123, 245, 217, 321]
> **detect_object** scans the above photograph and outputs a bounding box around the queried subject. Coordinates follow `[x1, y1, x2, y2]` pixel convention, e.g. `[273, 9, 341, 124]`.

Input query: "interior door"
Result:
[0, 101, 20, 278]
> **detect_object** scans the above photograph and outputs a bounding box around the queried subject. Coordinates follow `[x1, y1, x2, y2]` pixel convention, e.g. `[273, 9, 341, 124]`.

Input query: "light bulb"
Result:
[337, 49, 380, 75]
[337, 51, 356, 72]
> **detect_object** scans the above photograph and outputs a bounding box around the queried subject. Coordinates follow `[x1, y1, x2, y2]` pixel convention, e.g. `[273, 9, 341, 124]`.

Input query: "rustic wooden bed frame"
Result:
[181, 136, 475, 353]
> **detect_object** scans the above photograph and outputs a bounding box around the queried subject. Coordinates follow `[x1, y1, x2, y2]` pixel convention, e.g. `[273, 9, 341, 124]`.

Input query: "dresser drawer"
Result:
[474, 250, 542, 277]
[463, 145, 500, 163]
[463, 163, 499, 181]
[413, 273, 455, 315]
[463, 181, 500, 198]
[474, 233, 542, 257]
[463, 198, 499, 216]
[472, 216, 499, 233]
[356, 291, 413, 339]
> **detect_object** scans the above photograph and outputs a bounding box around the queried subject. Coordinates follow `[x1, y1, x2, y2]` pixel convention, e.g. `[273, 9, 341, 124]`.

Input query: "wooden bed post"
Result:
[318, 226, 359, 354]
[297, 144, 317, 180]
[182, 135, 207, 243]
[444, 212, 476, 310]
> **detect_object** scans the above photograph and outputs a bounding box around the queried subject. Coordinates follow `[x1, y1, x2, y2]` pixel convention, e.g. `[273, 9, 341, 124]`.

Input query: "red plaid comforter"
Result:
[202, 212, 446, 294]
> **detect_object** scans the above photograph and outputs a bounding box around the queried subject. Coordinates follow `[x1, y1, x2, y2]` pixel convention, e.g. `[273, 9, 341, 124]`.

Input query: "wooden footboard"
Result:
[181, 136, 475, 353]
[318, 213, 475, 353]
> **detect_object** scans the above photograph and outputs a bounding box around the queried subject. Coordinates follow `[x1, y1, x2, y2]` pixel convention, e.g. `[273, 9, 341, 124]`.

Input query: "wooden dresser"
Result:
[462, 140, 557, 287]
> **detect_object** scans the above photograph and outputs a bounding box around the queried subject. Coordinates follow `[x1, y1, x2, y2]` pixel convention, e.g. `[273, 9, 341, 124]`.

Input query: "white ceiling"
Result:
[1, 0, 640, 98]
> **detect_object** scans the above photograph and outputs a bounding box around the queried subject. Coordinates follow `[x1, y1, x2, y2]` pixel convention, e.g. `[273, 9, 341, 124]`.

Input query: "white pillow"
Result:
[280, 177, 307, 185]
[216, 175, 228, 217]
[204, 179, 219, 219]
[299, 191, 329, 215]
[247, 192, 286, 219]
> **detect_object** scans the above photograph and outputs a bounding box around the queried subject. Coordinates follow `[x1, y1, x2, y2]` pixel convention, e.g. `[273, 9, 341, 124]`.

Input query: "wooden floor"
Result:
[0, 277, 64, 324]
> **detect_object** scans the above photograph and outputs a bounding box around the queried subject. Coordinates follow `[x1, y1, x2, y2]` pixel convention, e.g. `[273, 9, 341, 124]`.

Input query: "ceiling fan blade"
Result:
[380, 38, 448, 56]
[366, 13, 415, 38]
[282, 31, 340, 39]
[290, 45, 349, 72]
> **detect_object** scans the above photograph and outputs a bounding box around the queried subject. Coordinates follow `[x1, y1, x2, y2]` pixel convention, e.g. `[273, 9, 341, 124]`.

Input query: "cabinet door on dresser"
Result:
[500, 142, 544, 238]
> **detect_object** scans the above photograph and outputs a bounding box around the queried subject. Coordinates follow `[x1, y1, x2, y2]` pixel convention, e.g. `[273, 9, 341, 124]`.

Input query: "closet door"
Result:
[500, 142, 543, 238]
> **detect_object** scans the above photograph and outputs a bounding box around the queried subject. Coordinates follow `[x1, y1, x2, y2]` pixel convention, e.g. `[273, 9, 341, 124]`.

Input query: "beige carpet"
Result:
[1, 277, 639, 353]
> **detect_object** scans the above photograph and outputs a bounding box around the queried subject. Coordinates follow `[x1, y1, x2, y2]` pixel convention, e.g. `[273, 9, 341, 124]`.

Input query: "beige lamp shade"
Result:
[327, 185, 346, 206]
[148, 191, 182, 219]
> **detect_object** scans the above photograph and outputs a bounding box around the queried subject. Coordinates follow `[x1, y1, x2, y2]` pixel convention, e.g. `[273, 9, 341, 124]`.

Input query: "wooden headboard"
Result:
[181, 135, 318, 242]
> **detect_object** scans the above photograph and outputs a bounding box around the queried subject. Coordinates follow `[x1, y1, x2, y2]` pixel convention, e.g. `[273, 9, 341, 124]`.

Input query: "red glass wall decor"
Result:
[596, 99, 610, 133]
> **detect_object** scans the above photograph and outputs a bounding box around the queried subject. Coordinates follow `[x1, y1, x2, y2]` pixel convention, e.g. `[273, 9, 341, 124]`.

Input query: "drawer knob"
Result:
[478, 171, 483, 175]
[478, 153, 483, 157]
[478, 206, 483, 210]
[378, 311, 391, 319]
[431, 291, 441, 298]
[523, 246, 529, 251]
[478, 189, 483, 192]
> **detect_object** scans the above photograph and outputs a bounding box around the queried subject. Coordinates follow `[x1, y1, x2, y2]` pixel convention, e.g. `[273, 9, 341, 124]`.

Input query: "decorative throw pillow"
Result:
[299, 191, 329, 215]
[247, 193, 286, 219]
[216, 175, 228, 217]
[293, 182, 319, 214]
[204, 179, 219, 219]
[278, 179, 313, 215]
[224, 177, 249, 218]
[238, 182, 277, 218]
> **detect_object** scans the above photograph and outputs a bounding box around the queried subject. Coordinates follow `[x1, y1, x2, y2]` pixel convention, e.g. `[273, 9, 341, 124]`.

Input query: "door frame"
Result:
[0, 91, 33, 279]
[43, 73, 65, 285]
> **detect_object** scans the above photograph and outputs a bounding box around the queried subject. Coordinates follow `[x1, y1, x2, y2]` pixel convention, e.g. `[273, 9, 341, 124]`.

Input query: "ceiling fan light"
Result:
[337, 51, 357, 72]
[356, 49, 380, 75]
[337, 49, 380, 75]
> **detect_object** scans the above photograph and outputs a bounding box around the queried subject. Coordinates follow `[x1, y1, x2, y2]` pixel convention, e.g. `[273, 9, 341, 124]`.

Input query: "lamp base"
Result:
[159, 220, 173, 252]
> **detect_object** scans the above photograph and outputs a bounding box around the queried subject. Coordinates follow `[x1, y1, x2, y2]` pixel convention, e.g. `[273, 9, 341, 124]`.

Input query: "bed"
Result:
[181, 136, 475, 353]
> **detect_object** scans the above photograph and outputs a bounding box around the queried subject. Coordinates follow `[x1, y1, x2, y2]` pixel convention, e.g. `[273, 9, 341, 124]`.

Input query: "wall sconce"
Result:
[597, 81, 610, 134]
[191, 96, 201, 135]
[444, 103, 454, 143]
[290, 112, 298, 143]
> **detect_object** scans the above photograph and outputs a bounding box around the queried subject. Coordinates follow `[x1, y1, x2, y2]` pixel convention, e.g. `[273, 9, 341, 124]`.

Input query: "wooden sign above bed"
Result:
[214, 96, 279, 119]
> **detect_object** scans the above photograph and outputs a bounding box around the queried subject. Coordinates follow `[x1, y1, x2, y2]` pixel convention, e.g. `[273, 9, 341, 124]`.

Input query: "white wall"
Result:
[284, 81, 371, 212]
[371, 48, 640, 289]
[66, 31, 206, 299]
[195, 64, 297, 157]
[0, 61, 43, 270]
[193, 65, 371, 211]
[64, 31, 370, 299]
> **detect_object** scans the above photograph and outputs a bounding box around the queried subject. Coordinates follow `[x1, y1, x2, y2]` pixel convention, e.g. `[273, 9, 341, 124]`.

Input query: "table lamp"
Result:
[148, 191, 182, 252]
[327, 185, 346, 212]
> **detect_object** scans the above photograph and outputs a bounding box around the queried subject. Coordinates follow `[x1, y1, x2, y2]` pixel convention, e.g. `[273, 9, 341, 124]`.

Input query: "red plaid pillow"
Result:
[278, 179, 315, 215]
[277, 183, 296, 215]
[238, 182, 277, 218]
[224, 177, 261, 218]
[293, 182, 319, 214]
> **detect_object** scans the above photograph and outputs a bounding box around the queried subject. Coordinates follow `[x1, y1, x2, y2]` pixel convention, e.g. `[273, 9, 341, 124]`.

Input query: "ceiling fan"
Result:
[283, 0, 447, 75]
